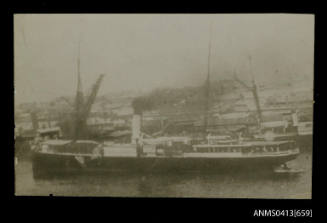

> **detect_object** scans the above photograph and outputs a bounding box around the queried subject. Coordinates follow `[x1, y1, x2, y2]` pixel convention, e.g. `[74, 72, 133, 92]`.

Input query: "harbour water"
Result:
[15, 151, 312, 198]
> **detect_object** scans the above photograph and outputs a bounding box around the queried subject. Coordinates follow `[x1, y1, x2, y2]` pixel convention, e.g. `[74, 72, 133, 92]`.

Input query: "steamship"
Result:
[32, 137, 299, 177]
[31, 38, 300, 179]
[31, 94, 300, 178]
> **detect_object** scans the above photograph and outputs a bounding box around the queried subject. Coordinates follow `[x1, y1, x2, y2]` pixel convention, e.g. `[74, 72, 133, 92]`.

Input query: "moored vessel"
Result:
[31, 137, 299, 178]
[30, 29, 301, 178]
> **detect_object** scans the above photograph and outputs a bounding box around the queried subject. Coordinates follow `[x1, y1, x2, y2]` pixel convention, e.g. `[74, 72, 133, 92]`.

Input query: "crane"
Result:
[81, 74, 105, 121]
[71, 38, 106, 140]
[73, 74, 105, 140]
[233, 71, 263, 126]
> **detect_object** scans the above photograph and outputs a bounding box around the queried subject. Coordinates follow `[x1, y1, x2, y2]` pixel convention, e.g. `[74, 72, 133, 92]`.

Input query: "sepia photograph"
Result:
[14, 14, 314, 198]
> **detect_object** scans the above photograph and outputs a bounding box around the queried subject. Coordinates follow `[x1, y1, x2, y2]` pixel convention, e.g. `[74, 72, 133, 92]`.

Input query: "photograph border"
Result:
[6, 2, 322, 222]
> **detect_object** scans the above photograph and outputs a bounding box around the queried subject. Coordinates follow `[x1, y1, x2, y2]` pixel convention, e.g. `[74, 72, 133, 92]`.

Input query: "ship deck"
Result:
[37, 145, 299, 159]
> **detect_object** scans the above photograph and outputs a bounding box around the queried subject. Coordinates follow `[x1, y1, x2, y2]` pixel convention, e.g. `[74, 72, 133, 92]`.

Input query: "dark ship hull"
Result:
[32, 149, 299, 178]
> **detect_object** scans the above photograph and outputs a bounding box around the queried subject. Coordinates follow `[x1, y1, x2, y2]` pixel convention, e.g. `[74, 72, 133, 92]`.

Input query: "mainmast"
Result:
[74, 39, 85, 140]
[233, 56, 262, 127]
[204, 22, 213, 132]
[248, 55, 262, 125]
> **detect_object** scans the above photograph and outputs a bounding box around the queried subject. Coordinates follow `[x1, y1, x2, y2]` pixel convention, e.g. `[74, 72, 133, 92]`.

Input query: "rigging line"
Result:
[21, 25, 27, 47]
[248, 54, 256, 91]
[18, 15, 27, 47]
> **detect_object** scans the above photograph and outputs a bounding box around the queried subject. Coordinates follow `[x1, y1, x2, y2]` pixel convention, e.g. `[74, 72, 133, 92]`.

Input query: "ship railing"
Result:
[192, 142, 297, 155]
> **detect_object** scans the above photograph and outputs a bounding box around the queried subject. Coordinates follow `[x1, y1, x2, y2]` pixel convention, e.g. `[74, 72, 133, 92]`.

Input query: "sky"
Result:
[14, 14, 314, 104]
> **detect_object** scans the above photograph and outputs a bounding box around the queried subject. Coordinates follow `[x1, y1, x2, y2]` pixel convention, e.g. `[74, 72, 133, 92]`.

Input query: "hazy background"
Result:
[14, 14, 314, 104]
